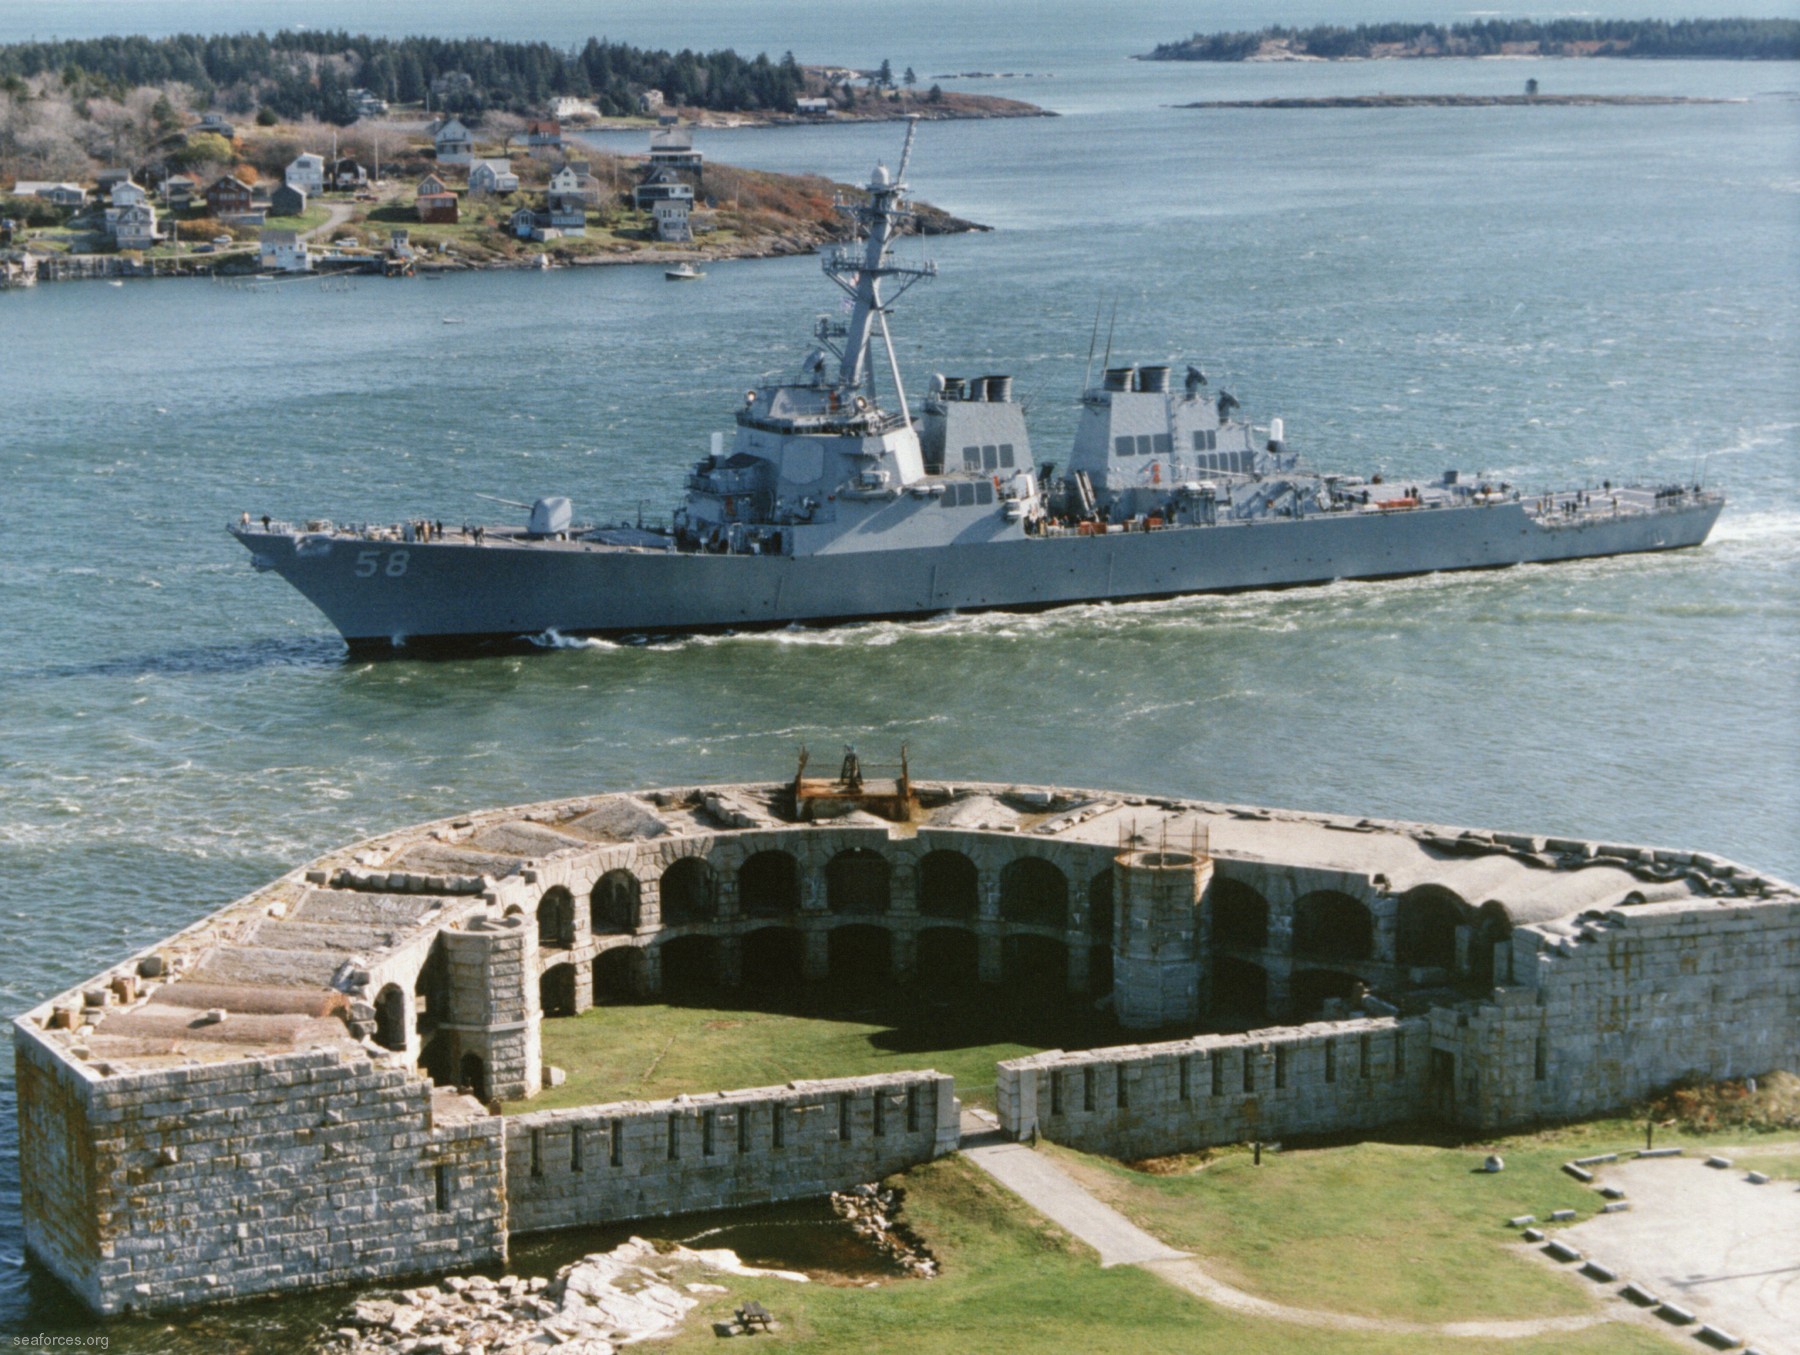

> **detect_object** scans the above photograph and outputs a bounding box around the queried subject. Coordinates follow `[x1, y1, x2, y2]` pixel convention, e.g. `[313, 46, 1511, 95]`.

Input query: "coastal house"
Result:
[468, 159, 519, 196]
[162, 175, 196, 207]
[95, 168, 133, 192]
[269, 182, 307, 218]
[13, 182, 86, 208]
[432, 117, 474, 166]
[109, 178, 147, 208]
[637, 89, 665, 113]
[631, 165, 693, 211]
[795, 97, 833, 118]
[193, 111, 236, 139]
[111, 201, 157, 250]
[509, 207, 561, 243]
[259, 228, 311, 273]
[349, 88, 388, 119]
[285, 153, 326, 194]
[204, 175, 255, 217]
[546, 161, 599, 232]
[651, 198, 692, 243]
[525, 120, 562, 156]
[416, 175, 459, 223]
[648, 126, 703, 172]
[328, 158, 369, 192]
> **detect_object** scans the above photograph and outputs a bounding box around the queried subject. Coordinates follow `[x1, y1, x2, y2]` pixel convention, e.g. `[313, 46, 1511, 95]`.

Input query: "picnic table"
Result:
[736, 1299, 773, 1332]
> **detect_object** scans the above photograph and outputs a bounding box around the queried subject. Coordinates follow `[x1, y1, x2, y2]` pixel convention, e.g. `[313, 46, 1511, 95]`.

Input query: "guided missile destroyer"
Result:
[232, 122, 1724, 653]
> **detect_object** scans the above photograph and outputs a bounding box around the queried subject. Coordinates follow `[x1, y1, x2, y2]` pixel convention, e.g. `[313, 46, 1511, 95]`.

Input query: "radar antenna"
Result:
[822, 116, 937, 414]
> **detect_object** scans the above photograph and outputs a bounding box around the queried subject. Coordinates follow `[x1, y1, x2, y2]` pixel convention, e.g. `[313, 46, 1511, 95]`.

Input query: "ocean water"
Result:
[0, 2, 1796, 1346]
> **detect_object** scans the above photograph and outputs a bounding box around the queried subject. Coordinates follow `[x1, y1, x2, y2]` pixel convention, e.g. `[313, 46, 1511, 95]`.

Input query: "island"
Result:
[0, 34, 1010, 286]
[1141, 17, 1800, 62]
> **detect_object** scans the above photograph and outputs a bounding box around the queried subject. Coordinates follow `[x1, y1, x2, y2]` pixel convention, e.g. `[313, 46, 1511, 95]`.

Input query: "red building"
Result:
[203, 175, 254, 216]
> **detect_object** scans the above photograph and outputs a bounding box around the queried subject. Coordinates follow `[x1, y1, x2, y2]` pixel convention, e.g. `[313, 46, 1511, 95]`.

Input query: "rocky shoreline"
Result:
[313, 1185, 934, 1354]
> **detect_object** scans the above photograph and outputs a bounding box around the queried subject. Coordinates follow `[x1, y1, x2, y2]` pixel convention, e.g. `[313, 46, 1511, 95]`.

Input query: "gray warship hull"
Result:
[234, 493, 1722, 651]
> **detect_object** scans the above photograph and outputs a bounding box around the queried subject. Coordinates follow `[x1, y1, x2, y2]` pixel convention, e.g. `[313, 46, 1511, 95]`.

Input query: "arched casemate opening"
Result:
[918, 850, 979, 920]
[590, 870, 640, 934]
[741, 927, 807, 989]
[1209, 877, 1269, 950]
[1211, 955, 1269, 1021]
[592, 946, 644, 1004]
[738, 850, 802, 919]
[1468, 901, 1514, 988]
[537, 886, 576, 950]
[916, 927, 980, 989]
[1292, 890, 1373, 962]
[1291, 967, 1363, 1020]
[1396, 885, 1466, 970]
[373, 984, 407, 1052]
[659, 934, 722, 994]
[1001, 934, 1067, 990]
[660, 857, 718, 926]
[999, 857, 1068, 929]
[541, 962, 578, 1018]
[414, 944, 447, 1040]
[828, 924, 892, 984]
[459, 1053, 488, 1104]
[827, 848, 891, 916]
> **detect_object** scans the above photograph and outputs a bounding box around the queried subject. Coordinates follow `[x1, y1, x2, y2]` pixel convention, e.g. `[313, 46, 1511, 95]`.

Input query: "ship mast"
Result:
[823, 116, 936, 415]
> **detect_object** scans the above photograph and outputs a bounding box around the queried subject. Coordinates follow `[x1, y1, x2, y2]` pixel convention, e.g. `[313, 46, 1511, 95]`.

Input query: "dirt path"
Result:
[961, 1134, 1609, 1340]
[302, 200, 357, 243]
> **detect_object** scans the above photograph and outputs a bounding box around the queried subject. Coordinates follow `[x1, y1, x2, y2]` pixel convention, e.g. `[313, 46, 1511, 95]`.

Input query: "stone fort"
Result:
[14, 763, 1798, 1315]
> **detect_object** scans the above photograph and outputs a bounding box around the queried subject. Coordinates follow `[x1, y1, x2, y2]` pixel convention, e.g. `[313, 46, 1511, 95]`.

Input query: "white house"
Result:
[285, 153, 325, 194]
[259, 228, 312, 273]
[651, 198, 692, 243]
[551, 97, 598, 122]
[796, 97, 833, 117]
[432, 117, 474, 166]
[110, 179, 147, 208]
[13, 182, 86, 207]
[467, 159, 519, 196]
[112, 202, 157, 250]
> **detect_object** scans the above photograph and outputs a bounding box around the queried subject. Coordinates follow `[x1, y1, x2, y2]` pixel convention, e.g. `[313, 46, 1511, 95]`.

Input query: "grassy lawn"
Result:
[648, 1155, 1681, 1355]
[1048, 1137, 1603, 1323]
[264, 203, 333, 233]
[521, 978, 1148, 1114]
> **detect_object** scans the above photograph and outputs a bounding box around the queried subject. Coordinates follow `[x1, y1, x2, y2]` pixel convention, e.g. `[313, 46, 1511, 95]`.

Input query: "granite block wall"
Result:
[998, 1018, 1430, 1159]
[1445, 898, 1800, 1128]
[14, 1024, 506, 1316]
[505, 1072, 959, 1235]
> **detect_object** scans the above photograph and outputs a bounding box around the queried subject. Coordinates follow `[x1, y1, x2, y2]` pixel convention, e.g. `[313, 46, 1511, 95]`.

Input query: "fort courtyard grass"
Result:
[521, 979, 1148, 1113]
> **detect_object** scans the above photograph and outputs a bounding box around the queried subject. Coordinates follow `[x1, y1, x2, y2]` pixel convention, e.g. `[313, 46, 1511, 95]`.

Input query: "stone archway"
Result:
[541, 962, 578, 1018]
[828, 924, 892, 984]
[739, 850, 801, 919]
[591, 870, 640, 934]
[1396, 886, 1466, 969]
[661, 858, 717, 926]
[373, 983, 407, 1052]
[827, 849, 892, 915]
[741, 927, 807, 989]
[1210, 877, 1269, 950]
[592, 946, 644, 1003]
[999, 858, 1068, 928]
[1211, 955, 1268, 1020]
[537, 886, 576, 949]
[1292, 890, 1373, 961]
[918, 850, 979, 920]
[917, 927, 980, 989]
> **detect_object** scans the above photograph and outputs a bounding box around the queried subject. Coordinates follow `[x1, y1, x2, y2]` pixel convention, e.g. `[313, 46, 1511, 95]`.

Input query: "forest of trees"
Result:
[0, 31, 809, 123]
[1147, 17, 1800, 62]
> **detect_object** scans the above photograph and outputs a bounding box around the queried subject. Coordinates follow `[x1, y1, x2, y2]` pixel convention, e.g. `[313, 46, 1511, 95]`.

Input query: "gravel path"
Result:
[962, 1135, 1609, 1339]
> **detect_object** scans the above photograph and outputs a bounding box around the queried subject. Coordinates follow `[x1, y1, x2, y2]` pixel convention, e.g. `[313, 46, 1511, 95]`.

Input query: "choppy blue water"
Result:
[1, 2, 1796, 1345]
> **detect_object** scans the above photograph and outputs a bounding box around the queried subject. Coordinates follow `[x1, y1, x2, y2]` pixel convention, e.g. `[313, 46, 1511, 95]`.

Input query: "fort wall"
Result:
[505, 1072, 959, 1236]
[14, 1022, 506, 1317]
[998, 1017, 1429, 1158]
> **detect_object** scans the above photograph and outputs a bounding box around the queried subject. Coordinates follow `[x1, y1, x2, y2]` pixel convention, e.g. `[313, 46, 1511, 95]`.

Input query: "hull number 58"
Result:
[355, 549, 410, 579]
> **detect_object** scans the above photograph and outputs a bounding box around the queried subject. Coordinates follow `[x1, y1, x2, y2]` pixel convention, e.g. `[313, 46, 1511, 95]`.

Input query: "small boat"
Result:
[535, 254, 553, 270]
[664, 263, 705, 281]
